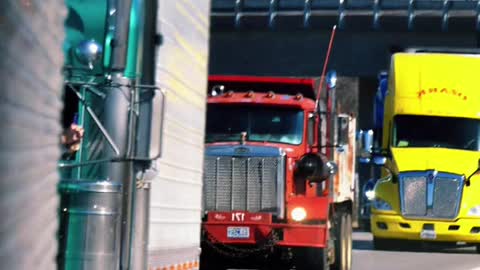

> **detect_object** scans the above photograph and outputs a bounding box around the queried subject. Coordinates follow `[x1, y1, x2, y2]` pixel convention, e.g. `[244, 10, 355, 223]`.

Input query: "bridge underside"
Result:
[211, 0, 480, 32]
[209, 0, 480, 201]
[209, 1, 480, 126]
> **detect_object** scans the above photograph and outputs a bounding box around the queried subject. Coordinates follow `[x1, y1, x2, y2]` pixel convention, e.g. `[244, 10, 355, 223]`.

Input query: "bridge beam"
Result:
[211, 0, 480, 32]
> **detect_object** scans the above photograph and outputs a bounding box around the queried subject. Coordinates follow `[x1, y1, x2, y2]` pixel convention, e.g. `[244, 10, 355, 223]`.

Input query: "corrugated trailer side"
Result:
[0, 0, 65, 269]
[148, 1, 210, 269]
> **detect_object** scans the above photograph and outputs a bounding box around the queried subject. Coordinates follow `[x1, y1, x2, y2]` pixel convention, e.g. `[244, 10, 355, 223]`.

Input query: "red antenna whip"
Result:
[315, 25, 337, 111]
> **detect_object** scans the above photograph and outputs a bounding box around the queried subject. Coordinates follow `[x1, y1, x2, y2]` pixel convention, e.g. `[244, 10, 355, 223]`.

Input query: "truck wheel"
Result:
[200, 259, 225, 270]
[333, 212, 352, 270]
[293, 247, 328, 270]
[345, 213, 352, 270]
[199, 249, 226, 270]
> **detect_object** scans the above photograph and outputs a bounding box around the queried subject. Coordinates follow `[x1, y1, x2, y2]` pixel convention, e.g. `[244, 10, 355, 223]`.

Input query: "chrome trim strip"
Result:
[205, 145, 283, 157]
[426, 170, 437, 209]
[260, 158, 265, 211]
[277, 150, 286, 219]
[231, 157, 235, 210]
[246, 157, 250, 210]
[215, 157, 220, 210]
[58, 180, 122, 193]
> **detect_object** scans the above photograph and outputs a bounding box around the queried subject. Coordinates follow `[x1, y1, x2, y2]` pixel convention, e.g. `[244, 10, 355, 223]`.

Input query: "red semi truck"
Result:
[200, 74, 356, 270]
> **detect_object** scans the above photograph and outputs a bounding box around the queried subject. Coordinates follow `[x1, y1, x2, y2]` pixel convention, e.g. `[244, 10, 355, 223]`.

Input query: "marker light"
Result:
[326, 70, 337, 89]
[210, 85, 225, 96]
[266, 91, 275, 98]
[291, 207, 307, 222]
[245, 91, 254, 98]
[225, 90, 234, 97]
[294, 93, 303, 100]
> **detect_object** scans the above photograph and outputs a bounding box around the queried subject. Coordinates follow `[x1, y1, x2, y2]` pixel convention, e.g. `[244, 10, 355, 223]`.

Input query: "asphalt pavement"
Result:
[227, 231, 480, 270]
[352, 231, 479, 270]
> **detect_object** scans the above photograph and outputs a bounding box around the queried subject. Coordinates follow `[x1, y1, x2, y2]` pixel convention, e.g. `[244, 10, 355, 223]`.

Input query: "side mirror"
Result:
[358, 129, 374, 163]
[466, 158, 480, 186]
[147, 89, 166, 159]
[149, 89, 166, 159]
[296, 154, 335, 183]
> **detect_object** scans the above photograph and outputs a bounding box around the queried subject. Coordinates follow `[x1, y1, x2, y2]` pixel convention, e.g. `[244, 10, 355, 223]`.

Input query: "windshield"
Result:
[393, 115, 480, 151]
[206, 105, 304, 145]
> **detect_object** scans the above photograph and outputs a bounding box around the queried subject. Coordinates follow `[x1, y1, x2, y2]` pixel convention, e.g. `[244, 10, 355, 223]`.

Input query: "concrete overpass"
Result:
[208, 0, 480, 187]
[208, 0, 480, 128]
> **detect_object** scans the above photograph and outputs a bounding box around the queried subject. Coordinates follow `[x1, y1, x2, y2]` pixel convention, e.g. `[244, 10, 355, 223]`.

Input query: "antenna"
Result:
[315, 25, 337, 112]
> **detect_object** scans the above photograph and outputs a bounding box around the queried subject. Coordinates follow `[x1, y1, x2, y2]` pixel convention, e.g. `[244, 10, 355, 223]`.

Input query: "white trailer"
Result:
[147, 1, 210, 269]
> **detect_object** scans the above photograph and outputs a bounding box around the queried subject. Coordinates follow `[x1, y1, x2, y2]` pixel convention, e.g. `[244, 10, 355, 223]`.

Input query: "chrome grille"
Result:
[403, 176, 427, 216]
[400, 171, 464, 220]
[203, 146, 285, 217]
[433, 177, 462, 218]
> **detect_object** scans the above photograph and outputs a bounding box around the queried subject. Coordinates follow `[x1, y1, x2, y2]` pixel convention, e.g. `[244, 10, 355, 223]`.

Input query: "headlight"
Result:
[291, 207, 307, 222]
[365, 190, 375, 201]
[373, 198, 392, 211]
[468, 206, 480, 217]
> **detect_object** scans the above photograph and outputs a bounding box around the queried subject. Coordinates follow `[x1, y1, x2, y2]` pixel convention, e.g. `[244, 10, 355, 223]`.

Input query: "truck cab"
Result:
[201, 74, 357, 270]
[362, 50, 480, 252]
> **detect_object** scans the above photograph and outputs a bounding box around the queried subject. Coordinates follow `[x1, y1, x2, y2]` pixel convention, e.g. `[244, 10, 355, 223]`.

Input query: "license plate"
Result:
[227, 227, 250, 239]
[420, 230, 437, 240]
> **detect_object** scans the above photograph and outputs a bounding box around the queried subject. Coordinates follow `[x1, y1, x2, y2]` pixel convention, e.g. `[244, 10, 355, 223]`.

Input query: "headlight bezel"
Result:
[372, 198, 393, 211]
[468, 205, 480, 217]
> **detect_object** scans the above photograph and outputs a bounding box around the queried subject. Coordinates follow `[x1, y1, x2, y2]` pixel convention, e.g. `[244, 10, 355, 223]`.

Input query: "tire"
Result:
[476, 245, 480, 254]
[345, 213, 353, 270]
[352, 174, 360, 229]
[293, 247, 328, 270]
[199, 248, 226, 270]
[199, 257, 225, 270]
[332, 211, 352, 270]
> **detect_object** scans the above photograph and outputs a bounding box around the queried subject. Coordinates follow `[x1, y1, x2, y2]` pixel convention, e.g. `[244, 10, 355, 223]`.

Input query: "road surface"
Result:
[353, 232, 479, 270]
[226, 232, 479, 270]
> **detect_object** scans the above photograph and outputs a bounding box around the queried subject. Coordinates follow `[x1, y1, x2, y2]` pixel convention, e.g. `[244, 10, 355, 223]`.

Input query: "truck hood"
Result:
[390, 147, 480, 176]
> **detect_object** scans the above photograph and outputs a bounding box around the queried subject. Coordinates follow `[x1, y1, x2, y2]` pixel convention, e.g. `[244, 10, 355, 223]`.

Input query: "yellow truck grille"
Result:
[399, 171, 464, 220]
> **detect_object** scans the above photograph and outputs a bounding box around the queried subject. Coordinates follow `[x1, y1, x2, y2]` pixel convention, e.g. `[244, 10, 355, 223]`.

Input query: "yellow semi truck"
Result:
[362, 49, 480, 252]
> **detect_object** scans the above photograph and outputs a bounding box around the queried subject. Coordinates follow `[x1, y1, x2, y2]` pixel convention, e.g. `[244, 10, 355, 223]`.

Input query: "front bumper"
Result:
[371, 213, 480, 243]
[202, 222, 327, 248]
